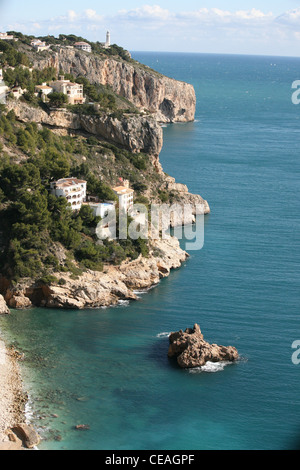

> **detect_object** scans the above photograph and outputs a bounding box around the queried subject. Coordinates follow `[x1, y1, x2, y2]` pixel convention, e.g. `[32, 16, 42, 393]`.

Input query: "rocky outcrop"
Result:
[12, 424, 40, 449]
[0, 295, 10, 315]
[168, 324, 239, 369]
[33, 48, 196, 123]
[3, 238, 188, 310]
[7, 101, 163, 156]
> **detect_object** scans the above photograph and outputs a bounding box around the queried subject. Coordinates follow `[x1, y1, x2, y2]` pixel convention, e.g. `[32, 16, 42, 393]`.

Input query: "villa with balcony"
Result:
[31, 39, 50, 52]
[50, 76, 85, 105]
[50, 178, 87, 211]
[74, 42, 92, 53]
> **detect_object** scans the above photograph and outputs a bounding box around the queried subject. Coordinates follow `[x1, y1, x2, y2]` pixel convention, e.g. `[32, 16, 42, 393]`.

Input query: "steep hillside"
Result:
[0, 33, 209, 310]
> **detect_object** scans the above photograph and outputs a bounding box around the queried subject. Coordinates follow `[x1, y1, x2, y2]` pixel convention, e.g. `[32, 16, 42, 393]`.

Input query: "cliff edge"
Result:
[33, 48, 196, 123]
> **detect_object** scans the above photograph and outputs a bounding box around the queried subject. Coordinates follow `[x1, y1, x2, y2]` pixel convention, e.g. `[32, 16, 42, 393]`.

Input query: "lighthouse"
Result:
[105, 31, 111, 48]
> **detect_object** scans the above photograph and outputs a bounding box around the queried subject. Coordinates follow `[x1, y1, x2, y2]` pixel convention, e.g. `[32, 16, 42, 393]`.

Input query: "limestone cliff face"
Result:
[8, 101, 163, 155]
[33, 48, 196, 123]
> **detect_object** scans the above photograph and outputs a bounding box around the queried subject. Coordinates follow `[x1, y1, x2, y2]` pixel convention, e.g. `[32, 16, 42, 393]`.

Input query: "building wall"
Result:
[50, 181, 87, 211]
[50, 81, 84, 104]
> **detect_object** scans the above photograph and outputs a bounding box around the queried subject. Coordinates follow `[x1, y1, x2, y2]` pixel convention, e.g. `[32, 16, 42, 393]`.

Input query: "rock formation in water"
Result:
[168, 324, 239, 369]
[33, 48, 196, 123]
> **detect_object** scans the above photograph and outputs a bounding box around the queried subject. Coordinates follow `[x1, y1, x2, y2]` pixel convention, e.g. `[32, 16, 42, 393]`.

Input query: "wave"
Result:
[133, 285, 158, 297]
[188, 361, 232, 374]
[117, 300, 130, 306]
[156, 332, 171, 338]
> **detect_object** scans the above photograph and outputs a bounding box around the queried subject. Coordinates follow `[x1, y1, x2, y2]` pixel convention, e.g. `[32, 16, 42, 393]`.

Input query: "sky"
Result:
[1, 1, 300, 56]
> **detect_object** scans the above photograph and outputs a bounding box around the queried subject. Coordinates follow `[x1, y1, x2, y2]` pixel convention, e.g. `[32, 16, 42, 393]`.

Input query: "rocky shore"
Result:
[1, 237, 189, 311]
[0, 338, 36, 450]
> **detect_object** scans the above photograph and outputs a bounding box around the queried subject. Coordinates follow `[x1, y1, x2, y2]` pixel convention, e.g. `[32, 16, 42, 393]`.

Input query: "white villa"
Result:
[74, 42, 92, 53]
[10, 86, 26, 99]
[35, 83, 53, 100]
[31, 39, 50, 52]
[50, 178, 87, 211]
[50, 178, 117, 218]
[74, 33, 110, 52]
[0, 68, 8, 103]
[0, 32, 15, 41]
[50, 76, 85, 105]
[112, 180, 134, 213]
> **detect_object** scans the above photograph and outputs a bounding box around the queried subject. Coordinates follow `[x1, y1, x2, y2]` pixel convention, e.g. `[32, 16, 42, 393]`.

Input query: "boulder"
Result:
[12, 424, 40, 449]
[0, 295, 10, 315]
[7, 295, 32, 310]
[168, 324, 239, 369]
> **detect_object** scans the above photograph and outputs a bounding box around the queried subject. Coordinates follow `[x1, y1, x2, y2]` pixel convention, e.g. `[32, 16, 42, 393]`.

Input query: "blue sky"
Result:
[1, 1, 300, 56]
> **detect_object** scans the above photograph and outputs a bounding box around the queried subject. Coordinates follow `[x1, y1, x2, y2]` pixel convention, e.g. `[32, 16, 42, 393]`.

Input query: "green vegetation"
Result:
[0, 39, 30, 68]
[0, 109, 151, 282]
[0, 32, 176, 286]
[4, 32, 133, 62]
[48, 92, 68, 108]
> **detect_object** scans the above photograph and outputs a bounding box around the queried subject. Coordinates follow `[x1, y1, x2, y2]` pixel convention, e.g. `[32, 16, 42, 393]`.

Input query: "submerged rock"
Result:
[75, 424, 90, 431]
[168, 324, 239, 369]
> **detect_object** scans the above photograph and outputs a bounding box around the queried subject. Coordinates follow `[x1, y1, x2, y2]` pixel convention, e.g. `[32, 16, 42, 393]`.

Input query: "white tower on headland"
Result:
[105, 31, 110, 48]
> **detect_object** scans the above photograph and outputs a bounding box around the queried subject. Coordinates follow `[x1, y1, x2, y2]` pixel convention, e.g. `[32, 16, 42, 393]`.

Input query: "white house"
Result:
[84, 201, 115, 219]
[10, 86, 26, 99]
[35, 83, 53, 100]
[31, 40, 50, 52]
[0, 68, 8, 104]
[74, 42, 92, 53]
[50, 76, 85, 105]
[112, 180, 134, 213]
[0, 32, 15, 41]
[50, 178, 87, 211]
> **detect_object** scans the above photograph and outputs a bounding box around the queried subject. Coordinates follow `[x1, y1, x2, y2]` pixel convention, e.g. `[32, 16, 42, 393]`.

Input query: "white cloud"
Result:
[84, 9, 103, 21]
[275, 8, 300, 27]
[118, 5, 171, 21]
[67, 10, 78, 22]
[4, 5, 300, 55]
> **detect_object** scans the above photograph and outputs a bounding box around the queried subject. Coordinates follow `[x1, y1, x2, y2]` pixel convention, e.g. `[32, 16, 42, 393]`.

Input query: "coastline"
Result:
[0, 335, 28, 450]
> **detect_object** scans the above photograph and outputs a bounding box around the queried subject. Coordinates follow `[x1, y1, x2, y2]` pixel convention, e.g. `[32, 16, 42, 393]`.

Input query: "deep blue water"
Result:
[1, 52, 300, 450]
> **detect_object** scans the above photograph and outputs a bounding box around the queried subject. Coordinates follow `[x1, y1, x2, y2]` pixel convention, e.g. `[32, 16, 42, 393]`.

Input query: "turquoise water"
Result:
[1, 52, 300, 450]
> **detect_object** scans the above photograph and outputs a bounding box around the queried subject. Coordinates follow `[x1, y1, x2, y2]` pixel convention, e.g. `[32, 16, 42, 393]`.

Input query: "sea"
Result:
[1, 52, 300, 450]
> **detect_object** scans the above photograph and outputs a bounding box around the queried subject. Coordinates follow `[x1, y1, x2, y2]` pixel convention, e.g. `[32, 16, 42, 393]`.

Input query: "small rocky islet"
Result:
[168, 324, 239, 369]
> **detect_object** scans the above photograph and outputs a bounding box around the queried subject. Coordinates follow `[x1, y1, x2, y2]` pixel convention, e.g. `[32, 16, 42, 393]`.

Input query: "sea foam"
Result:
[188, 361, 232, 374]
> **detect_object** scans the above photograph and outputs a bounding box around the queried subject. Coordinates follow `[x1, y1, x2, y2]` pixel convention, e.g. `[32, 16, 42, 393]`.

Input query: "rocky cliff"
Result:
[7, 101, 163, 156]
[2, 238, 189, 310]
[33, 48, 196, 123]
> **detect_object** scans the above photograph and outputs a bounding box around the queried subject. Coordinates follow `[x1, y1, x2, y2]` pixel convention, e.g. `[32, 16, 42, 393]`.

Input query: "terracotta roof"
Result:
[35, 85, 52, 90]
[112, 186, 134, 195]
